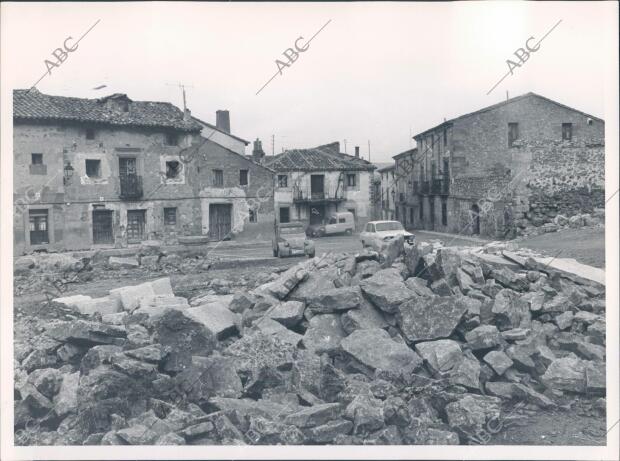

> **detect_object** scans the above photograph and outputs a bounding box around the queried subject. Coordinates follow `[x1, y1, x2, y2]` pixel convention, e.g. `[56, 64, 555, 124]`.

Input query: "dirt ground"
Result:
[517, 227, 606, 269]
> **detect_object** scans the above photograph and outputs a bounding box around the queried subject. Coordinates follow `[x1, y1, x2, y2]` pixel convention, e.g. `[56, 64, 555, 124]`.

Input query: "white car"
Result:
[360, 220, 415, 249]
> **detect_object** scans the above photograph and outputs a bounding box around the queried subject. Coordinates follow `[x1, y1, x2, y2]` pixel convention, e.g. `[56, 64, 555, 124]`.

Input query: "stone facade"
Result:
[266, 143, 376, 232]
[392, 92, 605, 237]
[13, 91, 273, 254]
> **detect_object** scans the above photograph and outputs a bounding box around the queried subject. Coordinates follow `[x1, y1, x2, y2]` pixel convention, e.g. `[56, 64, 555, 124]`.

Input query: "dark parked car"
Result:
[273, 221, 316, 258]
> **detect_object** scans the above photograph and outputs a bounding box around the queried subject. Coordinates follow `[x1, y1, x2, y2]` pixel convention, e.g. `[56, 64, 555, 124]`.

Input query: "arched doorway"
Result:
[471, 204, 480, 235]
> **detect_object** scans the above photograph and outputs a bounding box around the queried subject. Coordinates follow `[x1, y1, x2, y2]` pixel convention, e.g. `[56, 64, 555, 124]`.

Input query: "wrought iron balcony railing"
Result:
[119, 174, 143, 200]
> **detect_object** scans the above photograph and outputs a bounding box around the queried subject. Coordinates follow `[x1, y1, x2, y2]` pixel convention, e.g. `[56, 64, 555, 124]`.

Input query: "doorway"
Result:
[126, 209, 146, 242]
[471, 204, 481, 235]
[209, 203, 232, 240]
[309, 204, 325, 225]
[93, 210, 114, 244]
[310, 175, 325, 199]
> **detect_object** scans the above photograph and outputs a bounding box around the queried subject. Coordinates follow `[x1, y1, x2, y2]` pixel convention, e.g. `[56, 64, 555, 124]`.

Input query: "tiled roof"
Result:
[265, 142, 375, 172]
[13, 89, 202, 132]
[413, 92, 604, 138]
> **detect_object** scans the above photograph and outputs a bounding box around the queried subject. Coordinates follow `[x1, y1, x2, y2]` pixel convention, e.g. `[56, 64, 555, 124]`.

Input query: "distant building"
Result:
[13, 89, 273, 253]
[265, 142, 376, 231]
[395, 92, 605, 237]
[377, 163, 396, 220]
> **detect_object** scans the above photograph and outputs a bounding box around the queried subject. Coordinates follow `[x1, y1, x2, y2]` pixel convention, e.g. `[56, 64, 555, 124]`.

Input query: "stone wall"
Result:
[515, 139, 605, 228]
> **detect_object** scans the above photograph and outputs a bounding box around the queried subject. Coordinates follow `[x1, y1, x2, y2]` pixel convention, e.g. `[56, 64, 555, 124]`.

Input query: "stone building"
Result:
[396, 92, 604, 237]
[265, 142, 376, 231]
[13, 89, 273, 254]
[377, 164, 396, 221]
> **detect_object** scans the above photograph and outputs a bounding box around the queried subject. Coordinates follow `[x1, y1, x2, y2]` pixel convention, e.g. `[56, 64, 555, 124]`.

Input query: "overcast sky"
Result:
[2, 1, 617, 163]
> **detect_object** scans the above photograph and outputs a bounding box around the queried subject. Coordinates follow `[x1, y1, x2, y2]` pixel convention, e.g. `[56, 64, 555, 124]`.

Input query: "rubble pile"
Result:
[516, 208, 605, 238]
[14, 238, 606, 445]
[13, 241, 230, 297]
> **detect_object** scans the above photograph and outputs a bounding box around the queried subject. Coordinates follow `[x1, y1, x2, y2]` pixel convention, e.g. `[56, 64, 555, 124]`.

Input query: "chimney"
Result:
[354, 146, 360, 158]
[216, 110, 230, 133]
[183, 107, 192, 122]
[252, 138, 265, 164]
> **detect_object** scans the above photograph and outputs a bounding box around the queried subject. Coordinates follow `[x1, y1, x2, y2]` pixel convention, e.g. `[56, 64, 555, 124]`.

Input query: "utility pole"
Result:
[271, 134, 275, 156]
[165, 83, 193, 110]
[368, 140, 371, 162]
[344, 139, 347, 154]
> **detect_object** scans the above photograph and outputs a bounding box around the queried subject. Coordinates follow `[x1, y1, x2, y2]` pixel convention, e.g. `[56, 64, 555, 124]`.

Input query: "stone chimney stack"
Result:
[252, 138, 266, 164]
[183, 108, 192, 122]
[355, 146, 360, 158]
[216, 110, 230, 133]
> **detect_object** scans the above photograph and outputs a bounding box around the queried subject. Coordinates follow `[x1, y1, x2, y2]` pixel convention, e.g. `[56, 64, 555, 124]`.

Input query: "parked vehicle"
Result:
[360, 220, 415, 249]
[307, 211, 355, 237]
[273, 221, 316, 258]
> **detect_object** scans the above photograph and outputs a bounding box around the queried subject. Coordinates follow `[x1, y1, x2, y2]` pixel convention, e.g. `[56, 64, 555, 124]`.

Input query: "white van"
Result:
[310, 211, 356, 237]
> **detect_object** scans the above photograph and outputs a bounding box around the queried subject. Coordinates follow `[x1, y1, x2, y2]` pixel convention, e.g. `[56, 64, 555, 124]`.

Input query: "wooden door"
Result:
[92, 210, 113, 244]
[126, 210, 146, 242]
[310, 175, 324, 199]
[209, 204, 232, 240]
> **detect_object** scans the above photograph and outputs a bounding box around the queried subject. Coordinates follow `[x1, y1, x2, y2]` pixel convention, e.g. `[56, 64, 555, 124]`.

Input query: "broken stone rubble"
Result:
[14, 241, 606, 446]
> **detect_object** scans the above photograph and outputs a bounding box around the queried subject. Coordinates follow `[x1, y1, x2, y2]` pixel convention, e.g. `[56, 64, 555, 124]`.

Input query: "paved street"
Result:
[205, 230, 490, 261]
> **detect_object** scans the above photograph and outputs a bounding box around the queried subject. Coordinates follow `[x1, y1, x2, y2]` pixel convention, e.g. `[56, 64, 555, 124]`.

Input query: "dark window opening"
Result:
[409, 207, 414, 226]
[278, 174, 288, 188]
[419, 201, 424, 220]
[213, 169, 224, 187]
[165, 133, 179, 146]
[86, 128, 96, 140]
[29, 209, 49, 245]
[338, 217, 346, 223]
[441, 202, 448, 226]
[248, 209, 257, 223]
[443, 128, 447, 146]
[85, 159, 102, 178]
[240, 169, 249, 186]
[346, 173, 356, 187]
[166, 161, 181, 179]
[562, 123, 573, 141]
[31, 153, 43, 165]
[164, 207, 177, 225]
[279, 207, 290, 223]
[508, 122, 519, 147]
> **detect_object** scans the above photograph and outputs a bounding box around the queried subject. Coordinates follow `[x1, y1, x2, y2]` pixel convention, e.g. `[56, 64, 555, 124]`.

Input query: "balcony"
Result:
[119, 174, 143, 200]
[292, 184, 344, 203]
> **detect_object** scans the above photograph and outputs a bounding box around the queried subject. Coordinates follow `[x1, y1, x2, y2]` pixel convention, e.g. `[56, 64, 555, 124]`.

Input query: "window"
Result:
[248, 209, 257, 223]
[346, 173, 356, 187]
[213, 169, 223, 187]
[31, 153, 43, 165]
[409, 207, 414, 226]
[164, 207, 177, 225]
[277, 174, 288, 188]
[443, 128, 448, 146]
[395, 207, 399, 219]
[562, 123, 573, 141]
[338, 217, 346, 224]
[419, 201, 424, 220]
[328, 216, 337, 224]
[85, 159, 101, 178]
[166, 161, 181, 179]
[165, 133, 178, 146]
[86, 128, 96, 140]
[279, 207, 290, 223]
[240, 169, 249, 186]
[508, 122, 519, 147]
[29, 209, 49, 244]
[365, 223, 375, 232]
[441, 201, 448, 226]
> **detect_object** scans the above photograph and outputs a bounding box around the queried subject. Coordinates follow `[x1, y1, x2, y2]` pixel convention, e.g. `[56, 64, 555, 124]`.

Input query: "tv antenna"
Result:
[165, 83, 194, 110]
